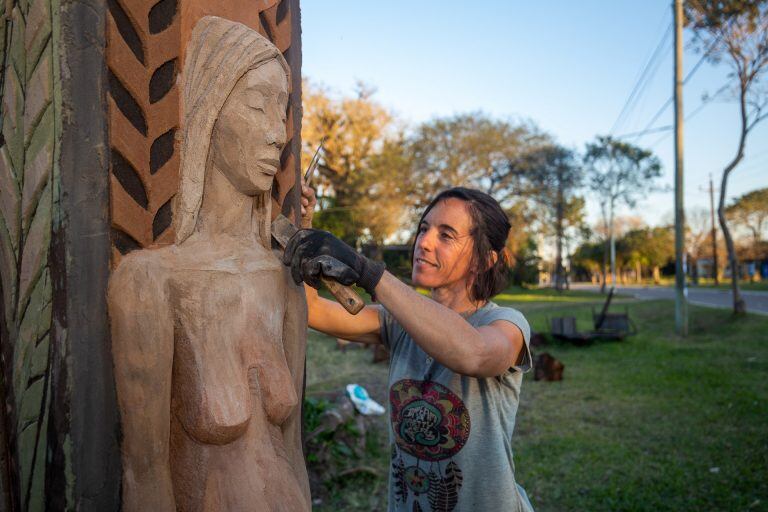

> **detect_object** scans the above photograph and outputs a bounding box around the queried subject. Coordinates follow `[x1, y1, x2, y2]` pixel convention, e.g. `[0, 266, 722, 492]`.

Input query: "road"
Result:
[571, 284, 768, 315]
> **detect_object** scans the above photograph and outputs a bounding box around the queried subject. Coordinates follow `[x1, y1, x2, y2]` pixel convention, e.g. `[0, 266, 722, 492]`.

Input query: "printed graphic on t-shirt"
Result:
[390, 379, 469, 511]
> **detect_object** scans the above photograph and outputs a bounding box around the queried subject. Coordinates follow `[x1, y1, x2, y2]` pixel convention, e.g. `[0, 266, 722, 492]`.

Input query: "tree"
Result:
[686, 207, 716, 282]
[685, 0, 768, 313]
[508, 236, 541, 286]
[302, 80, 404, 246]
[405, 112, 546, 210]
[524, 145, 585, 290]
[584, 136, 663, 291]
[618, 227, 675, 283]
[726, 187, 768, 252]
[571, 241, 606, 284]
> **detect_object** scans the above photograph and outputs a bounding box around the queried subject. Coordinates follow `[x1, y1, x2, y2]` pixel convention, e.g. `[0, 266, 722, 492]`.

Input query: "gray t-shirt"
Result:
[379, 301, 534, 512]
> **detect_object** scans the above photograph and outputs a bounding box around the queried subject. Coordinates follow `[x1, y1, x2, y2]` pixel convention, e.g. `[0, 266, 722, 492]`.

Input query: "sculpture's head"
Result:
[174, 16, 290, 244]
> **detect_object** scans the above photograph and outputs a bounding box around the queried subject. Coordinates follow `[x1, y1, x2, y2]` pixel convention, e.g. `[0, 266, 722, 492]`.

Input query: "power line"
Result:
[616, 39, 721, 141]
[649, 82, 731, 148]
[614, 124, 673, 138]
[630, 53, 711, 137]
[610, 14, 673, 135]
[734, 159, 768, 176]
[747, 147, 768, 160]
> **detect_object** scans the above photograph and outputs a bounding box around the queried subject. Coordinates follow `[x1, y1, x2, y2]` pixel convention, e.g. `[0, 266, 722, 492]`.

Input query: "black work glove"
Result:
[282, 229, 385, 296]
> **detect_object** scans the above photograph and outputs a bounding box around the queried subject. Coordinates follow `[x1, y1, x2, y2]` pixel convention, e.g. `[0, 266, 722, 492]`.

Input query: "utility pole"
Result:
[673, 0, 688, 336]
[708, 174, 719, 285]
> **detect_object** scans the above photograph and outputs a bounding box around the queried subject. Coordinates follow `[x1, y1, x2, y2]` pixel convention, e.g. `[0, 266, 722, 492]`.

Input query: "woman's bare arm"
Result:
[374, 272, 525, 378]
[299, 183, 381, 344]
[305, 284, 381, 344]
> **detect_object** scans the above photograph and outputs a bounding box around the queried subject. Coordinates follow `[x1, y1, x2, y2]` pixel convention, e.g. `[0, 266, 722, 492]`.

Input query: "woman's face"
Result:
[412, 198, 476, 292]
[210, 60, 289, 195]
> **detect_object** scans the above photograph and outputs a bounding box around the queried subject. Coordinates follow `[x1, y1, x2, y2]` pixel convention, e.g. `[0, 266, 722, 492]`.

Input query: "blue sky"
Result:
[301, 1, 767, 228]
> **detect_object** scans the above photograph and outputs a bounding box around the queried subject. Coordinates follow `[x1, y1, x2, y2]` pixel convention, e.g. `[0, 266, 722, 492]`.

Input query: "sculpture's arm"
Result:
[108, 258, 175, 511]
[282, 279, 311, 506]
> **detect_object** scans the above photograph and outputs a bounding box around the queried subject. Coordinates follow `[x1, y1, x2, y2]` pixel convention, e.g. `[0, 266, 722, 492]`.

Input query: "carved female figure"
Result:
[108, 17, 309, 511]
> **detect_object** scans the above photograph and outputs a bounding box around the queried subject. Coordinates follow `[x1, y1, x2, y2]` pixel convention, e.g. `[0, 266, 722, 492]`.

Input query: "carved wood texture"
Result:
[107, 0, 299, 263]
[0, 0, 58, 509]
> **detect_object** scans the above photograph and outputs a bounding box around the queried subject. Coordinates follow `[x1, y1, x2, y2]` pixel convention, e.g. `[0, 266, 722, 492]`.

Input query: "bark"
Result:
[600, 246, 608, 293]
[554, 176, 565, 291]
[609, 198, 617, 287]
[600, 202, 608, 293]
[718, 82, 749, 315]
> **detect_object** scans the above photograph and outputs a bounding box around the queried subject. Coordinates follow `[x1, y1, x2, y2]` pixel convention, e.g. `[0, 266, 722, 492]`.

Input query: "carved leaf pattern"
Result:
[0, 0, 56, 509]
[107, 0, 299, 264]
[107, 0, 181, 260]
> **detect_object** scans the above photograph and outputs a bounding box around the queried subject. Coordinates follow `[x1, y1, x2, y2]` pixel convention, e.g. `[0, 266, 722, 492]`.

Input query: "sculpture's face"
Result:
[211, 60, 289, 195]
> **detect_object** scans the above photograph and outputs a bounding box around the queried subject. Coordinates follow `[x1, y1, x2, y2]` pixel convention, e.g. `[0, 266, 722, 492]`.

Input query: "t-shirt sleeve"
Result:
[479, 306, 533, 373]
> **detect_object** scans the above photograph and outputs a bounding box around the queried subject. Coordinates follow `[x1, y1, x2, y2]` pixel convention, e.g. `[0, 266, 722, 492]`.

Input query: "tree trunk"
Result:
[600, 203, 608, 293]
[690, 256, 698, 285]
[718, 82, 749, 315]
[600, 246, 608, 293]
[609, 199, 616, 287]
[653, 266, 660, 284]
[554, 176, 565, 291]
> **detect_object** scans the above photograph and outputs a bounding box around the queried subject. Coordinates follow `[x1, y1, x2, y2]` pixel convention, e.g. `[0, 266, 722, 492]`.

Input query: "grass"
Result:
[305, 287, 768, 511]
[695, 281, 768, 292]
[663, 278, 768, 292]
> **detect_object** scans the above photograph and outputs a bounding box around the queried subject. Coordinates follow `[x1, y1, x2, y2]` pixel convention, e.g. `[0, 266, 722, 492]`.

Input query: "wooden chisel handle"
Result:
[320, 276, 365, 315]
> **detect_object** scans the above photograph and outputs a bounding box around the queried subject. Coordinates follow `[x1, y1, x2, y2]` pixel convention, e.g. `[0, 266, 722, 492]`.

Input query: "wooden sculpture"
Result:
[108, 16, 309, 511]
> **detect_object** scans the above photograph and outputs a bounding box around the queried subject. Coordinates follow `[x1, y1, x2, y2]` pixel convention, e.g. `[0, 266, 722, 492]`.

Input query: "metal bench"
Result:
[549, 287, 637, 344]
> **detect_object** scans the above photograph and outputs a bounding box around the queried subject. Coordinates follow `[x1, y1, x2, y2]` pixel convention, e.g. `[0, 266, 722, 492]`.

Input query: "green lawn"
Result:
[305, 288, 768, 511]
[664, 278, 768, 292]
[694, 281, 768, 292]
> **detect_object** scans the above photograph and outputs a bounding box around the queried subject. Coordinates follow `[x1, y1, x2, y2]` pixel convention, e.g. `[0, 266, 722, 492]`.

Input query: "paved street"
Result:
[571, 284, 768, 315]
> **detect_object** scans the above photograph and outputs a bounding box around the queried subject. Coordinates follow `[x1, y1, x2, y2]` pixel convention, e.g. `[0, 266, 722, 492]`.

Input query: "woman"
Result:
[287, 185, 534, 511]
[109, 17, 309, 511]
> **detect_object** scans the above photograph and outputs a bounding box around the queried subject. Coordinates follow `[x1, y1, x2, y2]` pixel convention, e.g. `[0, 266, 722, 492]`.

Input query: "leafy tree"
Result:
[726, 187, 768, 252]
[685, 0, 768, 313]
[571, 241, 605, 284]
[584, 136, 662, 290]
[405, 112, 546, 209]
[618, 227, 675, 283]
[302, 81, 405, 246]
[524, 145, 585, 290]
[686, 207, 719, 282]
[508, 236, 541, 286]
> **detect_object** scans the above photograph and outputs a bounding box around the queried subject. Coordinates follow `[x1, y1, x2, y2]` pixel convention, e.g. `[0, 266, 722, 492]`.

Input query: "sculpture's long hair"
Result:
[173, 16, 290, 245]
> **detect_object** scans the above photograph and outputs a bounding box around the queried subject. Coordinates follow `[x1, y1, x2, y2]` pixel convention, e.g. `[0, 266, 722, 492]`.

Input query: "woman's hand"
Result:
[300, 184, 317, 229]
[282, 229, 385, 296]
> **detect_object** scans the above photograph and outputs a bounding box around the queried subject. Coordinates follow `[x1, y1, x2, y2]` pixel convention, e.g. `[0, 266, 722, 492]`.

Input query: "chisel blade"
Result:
[271, 214, 297, 249]
[270, 214, 365, 315]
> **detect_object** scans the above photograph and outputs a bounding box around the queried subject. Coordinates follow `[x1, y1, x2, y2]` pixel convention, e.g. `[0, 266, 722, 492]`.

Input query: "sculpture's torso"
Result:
[141, 241, 308, 511]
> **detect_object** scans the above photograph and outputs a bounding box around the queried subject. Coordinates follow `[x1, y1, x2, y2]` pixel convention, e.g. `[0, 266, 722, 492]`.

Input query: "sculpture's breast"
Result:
[169, 270, 290, 445]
